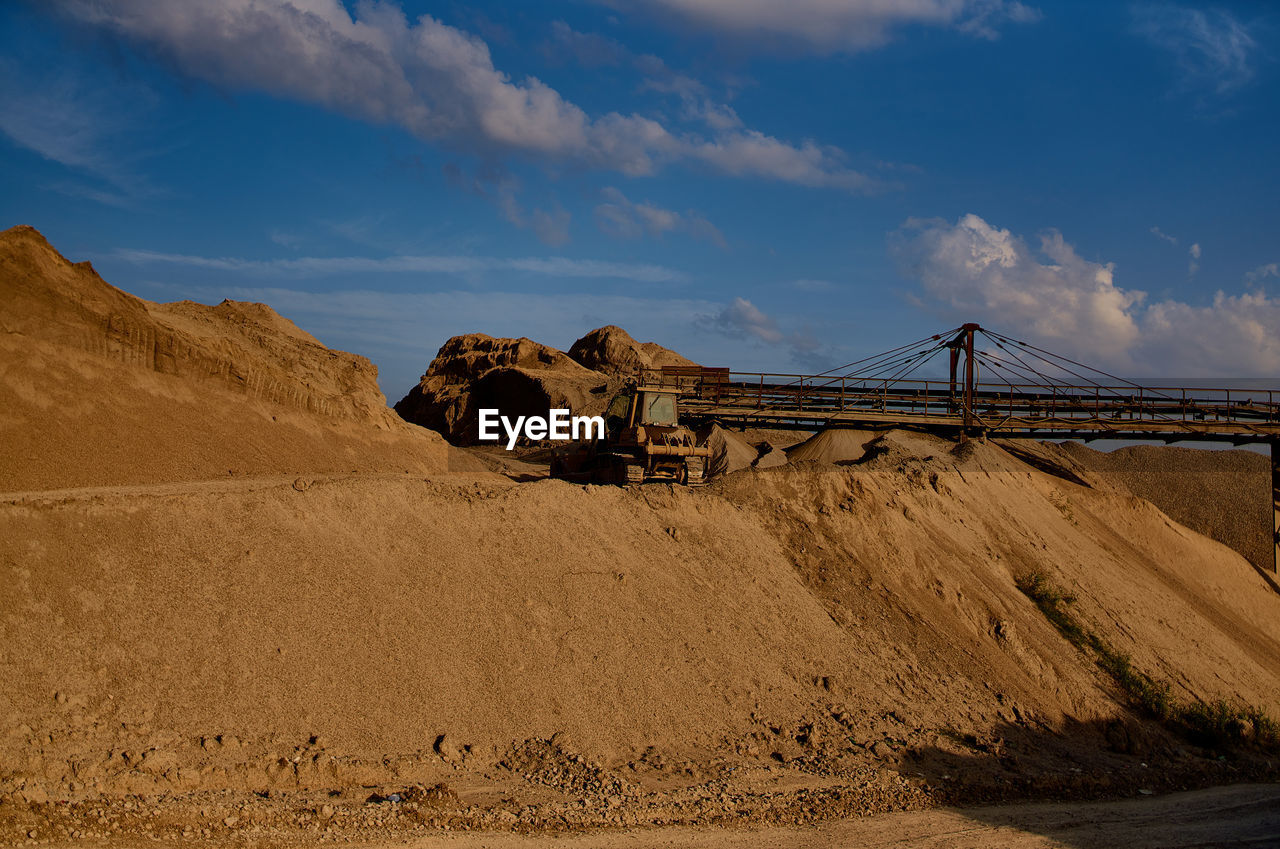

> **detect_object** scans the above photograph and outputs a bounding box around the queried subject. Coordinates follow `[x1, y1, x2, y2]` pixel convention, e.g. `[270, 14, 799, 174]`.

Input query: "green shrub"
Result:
[1015, 570, 1275, 753]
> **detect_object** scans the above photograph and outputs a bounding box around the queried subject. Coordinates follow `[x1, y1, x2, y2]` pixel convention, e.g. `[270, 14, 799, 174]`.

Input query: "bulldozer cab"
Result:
[604, 385, 680, 436]
[636, 387, 678, 427]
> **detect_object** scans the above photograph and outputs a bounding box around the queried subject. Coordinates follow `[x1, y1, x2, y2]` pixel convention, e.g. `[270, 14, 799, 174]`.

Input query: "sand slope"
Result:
[3, 436, 1277, 803]
[0, 225, 448, 489]
[1063, 443, 1273, 571]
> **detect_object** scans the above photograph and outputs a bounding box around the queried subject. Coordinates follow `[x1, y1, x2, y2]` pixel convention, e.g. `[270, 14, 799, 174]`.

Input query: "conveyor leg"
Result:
[1273, 439, 1279, 574]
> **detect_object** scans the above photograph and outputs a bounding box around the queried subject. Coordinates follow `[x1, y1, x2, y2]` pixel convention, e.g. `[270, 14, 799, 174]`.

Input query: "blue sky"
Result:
[2, 0, 1277, 397]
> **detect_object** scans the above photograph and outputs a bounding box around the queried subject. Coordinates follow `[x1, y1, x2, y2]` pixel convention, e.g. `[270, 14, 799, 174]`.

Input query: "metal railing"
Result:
[641, 367, 1280, 439]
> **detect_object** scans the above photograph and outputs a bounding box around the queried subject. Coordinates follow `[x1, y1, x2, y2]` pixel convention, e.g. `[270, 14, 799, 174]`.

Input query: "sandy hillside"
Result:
[1061, 442, 1273, 572]
[4, 434, 1279, 810]
[2, 227, 1279, 843]
[0, 225, 450, 490]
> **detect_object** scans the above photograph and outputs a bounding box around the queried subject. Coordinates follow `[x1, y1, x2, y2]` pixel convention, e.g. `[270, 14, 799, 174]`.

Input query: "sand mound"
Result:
[698, 423, 758, 479]
[1062, 443, 1273, 571]
[395, 333, 611, 443]
[568, 325, 698, 377]
[785, 427, 880, 464]
[4, 440, 1279, 807]
[0, 226, 448, 490]
[743, 428, 812, 449]
[1, 226, 394, 424]
[993, 439, 1106, 489]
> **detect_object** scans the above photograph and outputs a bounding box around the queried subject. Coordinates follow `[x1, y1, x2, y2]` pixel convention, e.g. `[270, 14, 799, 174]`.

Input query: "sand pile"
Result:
[1059, 443, 1273, 571]
[1, 226, 395, 425]
[697, 423, 757, 478]
[4, 431, 1279, 808]
[786, 427, 880, 464]
[0, 226, 449, 490]
[395, 333, 612, 443]
[567, 325, 698, 377]
[993, 439, 1106, 489]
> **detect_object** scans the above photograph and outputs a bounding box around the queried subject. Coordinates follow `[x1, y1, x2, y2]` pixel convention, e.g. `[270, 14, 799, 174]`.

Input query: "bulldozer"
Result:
[549, 381, 710, 485]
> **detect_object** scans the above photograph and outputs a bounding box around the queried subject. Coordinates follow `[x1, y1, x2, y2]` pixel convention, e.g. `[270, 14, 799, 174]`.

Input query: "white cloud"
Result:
[685, 215, 727, 248]
[1188, 241, 1201, 276]
[1133, 4, 1257, 96]
[893, 213, 1280, 376]
[529, 206, 572, 248]
[46, 0, 871, 191]
[636, 58, 744, 132]
[1246, 263, 1279, 285]
[593, 187, 726, 248]
[460, 168, 572, 246]
[547, 20, 626, 67]
[688, 132, 874, 192]
[893, 214, 1142, 364]
[113, 248, 686, 284]
[1140, 291, 1280, 378]
[712, 297, 784, 344]
[550, 22, 744, 133]
[269, 230, 305, 249]
[441, 162, 570, 245]
[700, 296, 830, 368]
[625, 0, 1039, 53]
[1149, 225, 1178, 245]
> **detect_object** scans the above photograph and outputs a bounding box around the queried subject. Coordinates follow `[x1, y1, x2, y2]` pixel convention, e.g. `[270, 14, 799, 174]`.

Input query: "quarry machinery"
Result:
[550, 382, 710, 485]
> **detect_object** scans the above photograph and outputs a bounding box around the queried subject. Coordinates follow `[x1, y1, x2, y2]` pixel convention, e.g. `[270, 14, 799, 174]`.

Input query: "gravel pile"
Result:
[1062, 443, 1273, 570]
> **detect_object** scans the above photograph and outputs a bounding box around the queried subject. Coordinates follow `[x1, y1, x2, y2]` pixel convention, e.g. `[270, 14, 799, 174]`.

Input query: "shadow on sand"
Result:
[894, 715, 1280, 848]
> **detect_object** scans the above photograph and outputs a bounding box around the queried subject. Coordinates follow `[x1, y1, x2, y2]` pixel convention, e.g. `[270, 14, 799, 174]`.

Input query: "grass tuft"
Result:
[1016, 570, 1277, 752]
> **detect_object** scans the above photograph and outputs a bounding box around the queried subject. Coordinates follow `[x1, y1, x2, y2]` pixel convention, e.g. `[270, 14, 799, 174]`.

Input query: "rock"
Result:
[567, 325, 697, 378]
[319, 804, 334, 819]
[18, 783, 49, 805]
[434, 733, 461, 763]
[1104, 719, 1153, 757]
[871, 741, 893, 759]
[770, 739, 804, 763]
[395, 334, 613, 444]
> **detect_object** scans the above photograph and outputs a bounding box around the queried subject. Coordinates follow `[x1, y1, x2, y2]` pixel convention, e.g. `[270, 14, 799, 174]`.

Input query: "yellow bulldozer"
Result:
[550, 381, 709, 485]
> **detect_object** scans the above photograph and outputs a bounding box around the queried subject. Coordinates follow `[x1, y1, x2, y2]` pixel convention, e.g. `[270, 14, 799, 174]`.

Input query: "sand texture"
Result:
[1062, 442, 1273, 571]
[0, 226, 449, 491]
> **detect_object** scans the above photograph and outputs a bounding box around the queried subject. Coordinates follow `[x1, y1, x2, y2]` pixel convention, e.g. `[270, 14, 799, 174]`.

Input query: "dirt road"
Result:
[368, 785, 1280, 849]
